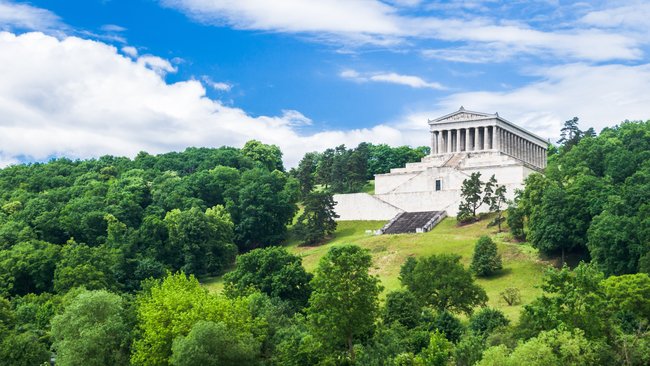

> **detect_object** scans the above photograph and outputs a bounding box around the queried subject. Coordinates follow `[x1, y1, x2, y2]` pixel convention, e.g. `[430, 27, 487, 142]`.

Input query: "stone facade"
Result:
[334, 108, 547, 220]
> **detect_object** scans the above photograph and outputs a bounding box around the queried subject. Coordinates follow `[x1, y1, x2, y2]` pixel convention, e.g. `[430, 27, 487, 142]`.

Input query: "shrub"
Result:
[470, 236, 502, 277]
[499, 287, 521, 306]
[469, 308, 510, 337]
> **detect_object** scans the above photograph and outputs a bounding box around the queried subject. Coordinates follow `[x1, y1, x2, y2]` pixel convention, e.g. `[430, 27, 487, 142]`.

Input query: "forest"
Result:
[0, 120, 648, 365]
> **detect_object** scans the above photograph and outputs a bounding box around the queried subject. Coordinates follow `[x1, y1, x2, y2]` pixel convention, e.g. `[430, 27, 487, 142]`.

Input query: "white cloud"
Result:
[201, 76, 232, 91]
[0, 0, 62, 31]
[136, 55, 177, 75]
[340, 69, 445, 89]
[160, 0, 643, 62]
[0, 32, 418, 168]
[394, 63, 650, 142]
[122, 46, 138, 58]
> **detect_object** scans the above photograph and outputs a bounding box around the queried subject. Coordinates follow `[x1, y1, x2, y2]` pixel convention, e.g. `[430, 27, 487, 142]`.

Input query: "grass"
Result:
[287, 217, 548, 321]
[203, 216, 550, 321]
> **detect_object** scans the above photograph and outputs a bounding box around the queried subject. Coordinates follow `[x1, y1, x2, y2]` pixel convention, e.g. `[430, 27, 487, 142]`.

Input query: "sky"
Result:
[1, 0, 650, 167]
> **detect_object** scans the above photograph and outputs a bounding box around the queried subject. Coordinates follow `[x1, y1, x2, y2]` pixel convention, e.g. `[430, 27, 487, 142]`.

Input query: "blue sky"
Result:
[1, 0, 650, 166]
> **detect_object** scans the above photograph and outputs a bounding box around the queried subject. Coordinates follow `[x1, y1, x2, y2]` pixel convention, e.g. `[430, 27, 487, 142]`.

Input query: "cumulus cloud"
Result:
[201, 76, 232, 91]
[0, 0, 62, 32]
[340, 69, 445, 89]
[0, 32, 418, 168]
[395, 63, 650, 141]
[159, 0, 643, 62]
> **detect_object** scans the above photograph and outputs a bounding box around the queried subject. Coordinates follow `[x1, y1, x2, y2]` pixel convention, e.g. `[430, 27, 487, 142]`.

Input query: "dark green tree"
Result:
[241, 139, 284, 172]
[469, 307, 510, 337]
[400, 254, 487, 315]
[294, 191, 338, 245]
[458, 172, 484, 223]
[470, 236, 503, 277]
[223, 246, 312, 310]
[382, 289, 421, 329]
[0, 330, 50, 366]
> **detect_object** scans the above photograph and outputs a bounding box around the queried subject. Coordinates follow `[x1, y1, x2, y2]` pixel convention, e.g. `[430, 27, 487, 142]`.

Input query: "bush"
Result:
[469, 308, 510, 337]
[470, 236, 502, 277]
[506, 206, 526, 241]
[499, 287, 521, 306]
[432, 311, 464, 343]
[383, 290, 421, 329]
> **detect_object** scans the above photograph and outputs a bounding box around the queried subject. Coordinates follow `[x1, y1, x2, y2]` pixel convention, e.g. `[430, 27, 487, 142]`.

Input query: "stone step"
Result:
[381, 211, 446, 234]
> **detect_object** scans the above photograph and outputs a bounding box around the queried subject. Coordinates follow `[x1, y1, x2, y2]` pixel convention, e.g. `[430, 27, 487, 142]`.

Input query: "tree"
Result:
[51, 290, 131, 366]
[241, 140, 284, 172]
[469, 307, 510, 337]
[0, 330, 50, 366]
[229, 168, 299, 250]
[294, 191, 338, 245]
[170, 320, 259, 366]
[416, 330, 453, 366]
[557, 117, 583, 152]
[164, 205, 237, 276]
[383, 290, 421, 329]
[400, 254, 487, 315]
[506, 204, 525, 241]
[131, 272, 263, 366]
[458, 172, 484, 222]
[53, 240, 119, 293]
[484, 175, 507, 231]
[307, 245, 382, 360]
[470, 236, 503, 277]
[431, 310, 464, 343]
[223, 246, 312, 310]
[294, 152, 320, 196]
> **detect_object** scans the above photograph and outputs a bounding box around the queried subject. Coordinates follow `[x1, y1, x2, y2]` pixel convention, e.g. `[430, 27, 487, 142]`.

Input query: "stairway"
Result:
[443, 153, 465, 168]
[380, 211, 447, 234]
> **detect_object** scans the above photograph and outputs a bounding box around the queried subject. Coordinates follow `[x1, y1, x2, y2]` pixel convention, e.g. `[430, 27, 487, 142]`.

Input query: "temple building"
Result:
[333, 107, 548, 226]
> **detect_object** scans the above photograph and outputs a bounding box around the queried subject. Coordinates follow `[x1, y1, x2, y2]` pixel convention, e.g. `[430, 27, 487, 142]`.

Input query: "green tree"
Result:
[506, 204, 526, 241]
[557, 117, 583, 152]
[51, 290, 131, 366]
[483, 175, 507, 231]
[0, 331, 50, 366]
[241, 140, 284, 172]
[294, 191, 338, 245]
[470, 236, 502, 277]
[223, 246, 312, 310]
[469, 307, 510, 337]
[416, 330, 453, 366]
[0, 240, 59, 296]
[294, 152, 320, 196]
[164, 205, 237, 276]
[53, 240, 119, 293]
[307, 245, 382, 360]
[229, 169, 299, 250]
[400, 254, 487, 315]
[170, 320, 259, 366]
[131, 272, 263, 366]
[458, 172, 484, 222]
[383, 289, 421, 329]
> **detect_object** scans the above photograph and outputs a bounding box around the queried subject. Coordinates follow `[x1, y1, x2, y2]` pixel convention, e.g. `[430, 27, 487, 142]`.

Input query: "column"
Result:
[465, 128, 470, 152]
[446, 130, 452, 153]
[456, 129, 461, 152]
[436, 131, 442, 155]
[494, 126, 500, 151]
[483, 126, 490, 150]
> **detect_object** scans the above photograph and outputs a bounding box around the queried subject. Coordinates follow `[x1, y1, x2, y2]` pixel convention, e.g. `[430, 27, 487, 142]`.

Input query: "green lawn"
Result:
[288, 217, 548, 321]
[203, 217, 550, 321]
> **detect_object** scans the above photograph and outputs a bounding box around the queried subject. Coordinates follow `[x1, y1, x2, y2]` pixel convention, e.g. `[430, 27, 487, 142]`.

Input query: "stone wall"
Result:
[333, 193, 403, 221]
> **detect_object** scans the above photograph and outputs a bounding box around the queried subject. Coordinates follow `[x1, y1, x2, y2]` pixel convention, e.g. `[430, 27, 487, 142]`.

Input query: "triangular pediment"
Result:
[430, 108, 495, 124]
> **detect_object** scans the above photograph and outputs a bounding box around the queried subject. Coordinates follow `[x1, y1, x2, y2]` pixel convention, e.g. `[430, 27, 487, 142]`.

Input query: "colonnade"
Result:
[430, 125, 546, 168]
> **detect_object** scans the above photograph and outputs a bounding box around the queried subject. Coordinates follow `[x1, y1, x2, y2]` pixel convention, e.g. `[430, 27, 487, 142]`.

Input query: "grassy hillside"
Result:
[205, 217, 550, 321]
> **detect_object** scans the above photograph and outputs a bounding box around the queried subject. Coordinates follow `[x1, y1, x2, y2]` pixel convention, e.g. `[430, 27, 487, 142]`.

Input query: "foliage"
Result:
[470, 236, 502, 277]
[458, 172, 484, 222]
[241, 140, 284, 172]
[223, 246, 312, 311]
[163, 205, 237, 276]
[170, 320, 259, 366]
[383, 289, 421, 329]
[416, 330, 453, 366]
[469, 308, 510, 337]
[431, 310, 464, 343]
[131, 272, 264, 366]
[454, 333, 486, 366]
[400, 254, 487, 315]
[499, 287, 521, 306]
[506, 204, 525, 241]
[294, 191, 338, 245]
[0, 330, 50, 366]
[307, 245, 382, 360]
[50, 290, 131, 366]
[229, 168, 299, 250]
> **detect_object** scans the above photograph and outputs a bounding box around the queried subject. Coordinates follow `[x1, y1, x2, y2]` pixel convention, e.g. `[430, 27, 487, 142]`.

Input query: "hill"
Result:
[206, 216, 549, 321]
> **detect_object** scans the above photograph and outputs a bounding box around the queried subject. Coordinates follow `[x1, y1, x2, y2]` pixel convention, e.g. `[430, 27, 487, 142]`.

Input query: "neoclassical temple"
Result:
[334, 107, 548, 223]
[429, 107, 546, 170]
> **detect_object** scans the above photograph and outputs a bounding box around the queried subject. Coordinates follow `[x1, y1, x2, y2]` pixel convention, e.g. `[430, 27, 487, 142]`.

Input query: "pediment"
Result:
[430, 108, 495, 124]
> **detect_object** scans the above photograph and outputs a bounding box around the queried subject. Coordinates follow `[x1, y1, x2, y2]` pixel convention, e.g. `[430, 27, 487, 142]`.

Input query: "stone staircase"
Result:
[379, 211, 447, 234]
[443, 153, 465, 168]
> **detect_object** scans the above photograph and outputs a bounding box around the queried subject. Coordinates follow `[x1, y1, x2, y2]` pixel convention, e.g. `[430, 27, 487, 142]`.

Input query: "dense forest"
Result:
[0, 121, 648, 365]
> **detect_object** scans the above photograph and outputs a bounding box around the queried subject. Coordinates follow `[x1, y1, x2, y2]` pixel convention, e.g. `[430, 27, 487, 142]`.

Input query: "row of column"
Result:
[430, 126, 546, 168]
